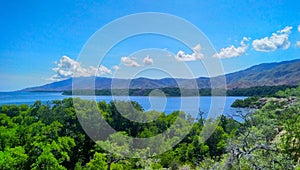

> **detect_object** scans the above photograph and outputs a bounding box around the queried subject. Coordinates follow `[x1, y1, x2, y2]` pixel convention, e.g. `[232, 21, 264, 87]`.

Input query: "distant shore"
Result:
[60, 85, 296, 97]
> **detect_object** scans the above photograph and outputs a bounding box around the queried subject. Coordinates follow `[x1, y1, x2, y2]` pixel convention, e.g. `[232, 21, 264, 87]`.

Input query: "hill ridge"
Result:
[21, 59, 300, 91]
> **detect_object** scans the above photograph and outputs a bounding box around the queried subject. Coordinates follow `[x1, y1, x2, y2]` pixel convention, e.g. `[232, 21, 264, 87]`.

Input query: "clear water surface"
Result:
[0, 91, 250, 121]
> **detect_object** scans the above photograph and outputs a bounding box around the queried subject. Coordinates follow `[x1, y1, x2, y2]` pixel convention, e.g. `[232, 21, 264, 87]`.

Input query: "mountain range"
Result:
[22, 59, 300, 91]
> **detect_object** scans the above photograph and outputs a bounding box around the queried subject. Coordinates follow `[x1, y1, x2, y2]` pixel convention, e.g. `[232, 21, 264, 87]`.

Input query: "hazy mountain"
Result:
[225, 59, 300, 88]
[21, 59, 300, 91]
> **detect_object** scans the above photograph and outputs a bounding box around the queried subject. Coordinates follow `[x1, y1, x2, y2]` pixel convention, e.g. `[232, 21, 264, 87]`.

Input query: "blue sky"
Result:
[0, 0, 300, 91]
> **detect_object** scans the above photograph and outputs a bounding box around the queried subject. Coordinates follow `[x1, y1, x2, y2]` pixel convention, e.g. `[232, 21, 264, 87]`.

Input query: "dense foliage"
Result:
[227, 85, 296, 96]
[230, 96, 260, 108]
[1, 85, 300, 169]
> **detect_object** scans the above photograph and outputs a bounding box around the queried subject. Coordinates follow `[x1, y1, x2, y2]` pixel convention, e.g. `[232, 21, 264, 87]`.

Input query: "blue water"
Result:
[0, 92, 250, 121]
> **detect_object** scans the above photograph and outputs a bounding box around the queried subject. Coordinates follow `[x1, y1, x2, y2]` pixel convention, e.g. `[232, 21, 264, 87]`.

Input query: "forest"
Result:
[1, 85, 300, 169]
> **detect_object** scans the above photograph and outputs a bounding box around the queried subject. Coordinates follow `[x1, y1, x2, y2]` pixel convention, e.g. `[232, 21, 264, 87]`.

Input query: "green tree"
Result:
[0, 146, 28, 170]
[86, 152, 107, 170]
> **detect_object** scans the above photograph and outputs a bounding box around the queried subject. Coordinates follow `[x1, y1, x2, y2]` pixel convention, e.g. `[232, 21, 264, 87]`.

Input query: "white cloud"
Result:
[50, 56, 111, 81]
[143, 56, 154, 65]
[278, 26, 292, 34]
[252, 26, 292, 52]
[175, 44, 204, 61]
[97, 65, 112, 75]
[112, 65, 120, 70]
[213, 37, 250, 58]
[121, 57, 140, 67]
[296, 26, 300, 47]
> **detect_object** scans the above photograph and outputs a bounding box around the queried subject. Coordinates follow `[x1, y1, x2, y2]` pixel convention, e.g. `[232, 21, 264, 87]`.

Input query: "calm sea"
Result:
[0, 92, 250, 121]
